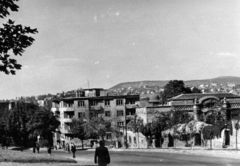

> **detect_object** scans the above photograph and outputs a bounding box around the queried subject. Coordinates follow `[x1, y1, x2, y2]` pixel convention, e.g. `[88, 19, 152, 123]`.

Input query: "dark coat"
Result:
[94, 146, 110, 165]
[71, 144, 76, 153]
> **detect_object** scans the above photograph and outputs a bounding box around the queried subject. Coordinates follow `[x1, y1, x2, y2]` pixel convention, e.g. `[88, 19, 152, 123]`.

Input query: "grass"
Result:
[0, 149, 77, 165]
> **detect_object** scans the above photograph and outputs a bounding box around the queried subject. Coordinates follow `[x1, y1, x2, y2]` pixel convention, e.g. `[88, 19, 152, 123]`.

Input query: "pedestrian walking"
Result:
[71, 142, 76, 158]
[94, 140, 110, 166]
[47, 146, 52, 155]
[36, 142, 40, 153]
[66, 143, 70, 153]
[33, 144, 36, 153]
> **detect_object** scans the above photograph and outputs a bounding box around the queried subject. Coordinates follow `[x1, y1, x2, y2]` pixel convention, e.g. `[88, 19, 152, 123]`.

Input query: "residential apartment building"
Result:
[51, 88, 140, 146]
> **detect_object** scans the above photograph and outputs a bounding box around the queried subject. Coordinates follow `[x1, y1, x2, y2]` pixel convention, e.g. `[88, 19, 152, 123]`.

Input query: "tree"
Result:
[191, 87, 202, 93]
[0, 106, 10, 144]
[0, 0, 38, 75]
[70, 118, 87, 149]
[7, 101, 59, 148]
[125, 115, 143, 148]
[27, 107, 60, 146]
[139, 123, 152, 148]
[161, 80, 192, 104]
[202, 110, 227, 149]
[83, 117, 119, 142]
[7, 101, 35, 148]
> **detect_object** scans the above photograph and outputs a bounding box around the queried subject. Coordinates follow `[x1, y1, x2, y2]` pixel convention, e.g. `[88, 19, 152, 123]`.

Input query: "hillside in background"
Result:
[4, 76, 240, 101]
[110, 76, 240, 90]
[184, 76, 240, 87]
[108, 76, 240, 95]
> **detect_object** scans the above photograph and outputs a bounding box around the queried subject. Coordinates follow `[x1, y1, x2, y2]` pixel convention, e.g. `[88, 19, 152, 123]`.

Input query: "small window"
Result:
[91, 100, 97, 106]
[127, 99, 135, 104]
[106, 133, 112, 140]
[117, 122, 124, 127]
[78, 112, 83, 118]
[78, 101, 85, 107]
[90, 112, 98, 118]
[116, 99, 123, 105]
[105, 111, 111, 117]
[117, 110, 123, 116]
[105, 100, 110, 106]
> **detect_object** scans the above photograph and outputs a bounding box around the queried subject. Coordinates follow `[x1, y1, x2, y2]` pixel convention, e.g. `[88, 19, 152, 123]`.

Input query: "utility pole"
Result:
[125, 103, 128, 149]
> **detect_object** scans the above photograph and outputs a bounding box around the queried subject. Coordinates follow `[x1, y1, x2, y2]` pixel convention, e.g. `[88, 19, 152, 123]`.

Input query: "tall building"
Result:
[51, 88, 140, 146]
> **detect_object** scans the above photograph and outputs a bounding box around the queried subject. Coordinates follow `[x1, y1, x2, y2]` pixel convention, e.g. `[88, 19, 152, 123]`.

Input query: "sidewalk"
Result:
[99, 147, 240, 159]
[57, 147, 240, 165]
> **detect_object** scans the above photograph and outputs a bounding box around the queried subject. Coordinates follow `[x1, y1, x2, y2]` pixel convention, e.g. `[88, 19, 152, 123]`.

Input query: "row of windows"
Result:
[71, 99, 137, 107]
[66, 110, 133, 119]
[105, 110, 124, 117]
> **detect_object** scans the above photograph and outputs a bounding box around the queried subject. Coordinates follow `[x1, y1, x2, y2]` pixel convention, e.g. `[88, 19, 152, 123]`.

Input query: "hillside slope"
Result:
[109, 76, 240, 90]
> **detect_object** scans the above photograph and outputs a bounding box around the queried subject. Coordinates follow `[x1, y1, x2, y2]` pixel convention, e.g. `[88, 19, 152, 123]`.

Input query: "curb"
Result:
[87, 148, 240, 160]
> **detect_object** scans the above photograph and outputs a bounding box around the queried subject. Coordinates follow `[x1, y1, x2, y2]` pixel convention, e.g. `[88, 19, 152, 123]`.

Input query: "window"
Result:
[134, 137, 136, 144]
[117, 110, 123, 116]
[78, 112, 85, 118]
[129, 136, 132, 143]
[105, 100, 110, 106]
[116, 99, 123, 105]
[106, 133, 112, 140]
[127, 99, 135, 104]
[91, 100, 97, 106]
[78, 101, 85, 107]
[117, 122, 124, 127]
[105, 111, 111, 117]
[126, 109, 135, 116]
[90, 112, 98, 118]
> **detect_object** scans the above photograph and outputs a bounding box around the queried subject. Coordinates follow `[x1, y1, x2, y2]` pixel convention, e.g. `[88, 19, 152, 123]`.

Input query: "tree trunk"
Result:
[236, 130, 238, 150]
[174, 139, 177, 149]
[191, 137, 193, 150]
[210, 139, 212, 150]
[81, 140, 84, 149]
[137, 132, 139, 149]
[159, 134, 162, 148]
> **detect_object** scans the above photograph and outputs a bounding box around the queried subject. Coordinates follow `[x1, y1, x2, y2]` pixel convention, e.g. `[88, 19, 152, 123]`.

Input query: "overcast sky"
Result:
[0, 0, 240, 99]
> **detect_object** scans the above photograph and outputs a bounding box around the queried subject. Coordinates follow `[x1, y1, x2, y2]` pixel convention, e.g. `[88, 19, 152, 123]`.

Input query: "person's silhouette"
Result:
[94, 141, 110, 166]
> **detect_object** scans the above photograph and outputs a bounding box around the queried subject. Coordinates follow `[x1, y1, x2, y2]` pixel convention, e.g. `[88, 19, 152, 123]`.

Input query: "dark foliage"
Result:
[0, 0, 38, 75]
[161, 80, 195, 104]
[6, 101, 59, 147]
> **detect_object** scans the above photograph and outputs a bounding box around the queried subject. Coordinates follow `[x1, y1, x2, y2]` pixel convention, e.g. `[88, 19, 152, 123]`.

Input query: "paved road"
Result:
[52, 149, 240, 166]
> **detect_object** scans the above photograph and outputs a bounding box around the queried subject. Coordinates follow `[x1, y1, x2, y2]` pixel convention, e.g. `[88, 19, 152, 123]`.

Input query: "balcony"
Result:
[59, 107, 75, 112]
[126, 104, 137, 109]
[90, 105, 103, 111]
[62, 118, 72, 123]
[126, 115, 135, 119]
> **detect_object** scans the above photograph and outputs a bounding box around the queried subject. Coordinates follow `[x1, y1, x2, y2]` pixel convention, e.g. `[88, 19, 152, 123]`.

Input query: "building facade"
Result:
[51, 88, 140, 146]
[133, 93, 240, 148]
[168, 93, 240, 148]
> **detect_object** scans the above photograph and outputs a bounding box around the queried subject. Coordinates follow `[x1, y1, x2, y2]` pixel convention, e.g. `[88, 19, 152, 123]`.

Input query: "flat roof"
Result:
[58, 94, 140, 101]
[169, 93, 240, 101]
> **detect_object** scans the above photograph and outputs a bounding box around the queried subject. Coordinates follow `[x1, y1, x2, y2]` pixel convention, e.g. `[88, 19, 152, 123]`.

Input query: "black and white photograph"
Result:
[0, 0, 240, 166]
